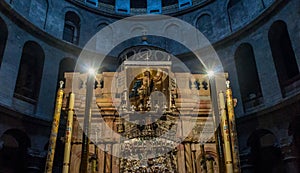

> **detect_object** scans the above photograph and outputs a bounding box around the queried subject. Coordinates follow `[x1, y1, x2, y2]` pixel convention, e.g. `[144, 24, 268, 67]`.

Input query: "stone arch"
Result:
[117, 45, 167, 65]
[205, 150, 219, 173]
[130, 24, 147, 37]
[268, 20, 299, 95]
[61, 7, 83, 21]
[234, 43, 262, 109]
[0, 129, 31, 172]
[1, 128, 31, 148]
[97, 22, 109, 30]
[194, 147, 219, 173]
[164, 22, 182, 40]
[14, 41, 45, 104]
[247, 129, 284, 173]
[195, 13, 213, 39]
[57, 57, 76, 85]
[63, 10, 81, 45]
[0, 17, 8, 68]
[164, 22, 182, 52]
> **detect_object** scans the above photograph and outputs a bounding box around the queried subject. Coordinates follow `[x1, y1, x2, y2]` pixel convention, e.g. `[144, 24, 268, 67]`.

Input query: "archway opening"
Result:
[0, 129, 31, 173]
[247, 129, 284, 173]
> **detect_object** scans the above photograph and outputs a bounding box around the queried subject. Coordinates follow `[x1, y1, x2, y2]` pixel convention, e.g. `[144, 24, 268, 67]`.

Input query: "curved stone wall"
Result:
[0, 0, 300, 172]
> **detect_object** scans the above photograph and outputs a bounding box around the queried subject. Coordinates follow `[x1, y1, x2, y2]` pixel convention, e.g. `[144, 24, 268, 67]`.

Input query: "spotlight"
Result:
[207, 70, 215, 78]
[88, 68, 96, 75]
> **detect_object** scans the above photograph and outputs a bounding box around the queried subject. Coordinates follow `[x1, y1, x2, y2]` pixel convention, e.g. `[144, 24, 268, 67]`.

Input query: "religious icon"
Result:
[128, 68, 169, 111]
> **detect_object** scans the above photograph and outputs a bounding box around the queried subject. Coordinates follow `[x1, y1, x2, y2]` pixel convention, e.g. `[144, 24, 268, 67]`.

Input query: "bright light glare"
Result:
[88, 68, 96, 75]
[207, 70, 215, 77]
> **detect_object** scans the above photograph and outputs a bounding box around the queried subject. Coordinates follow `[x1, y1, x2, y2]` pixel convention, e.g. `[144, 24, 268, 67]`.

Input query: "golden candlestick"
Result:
[45, 81, 64, 173]
[219, 91, 233, 173]
[62, 92, 75, 173]
[226, 80, 241, 173]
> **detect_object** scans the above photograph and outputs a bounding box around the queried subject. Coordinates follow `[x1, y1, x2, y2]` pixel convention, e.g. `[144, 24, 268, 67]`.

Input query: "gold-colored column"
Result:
[219, 91, 233, 173]
[45, 81, 64, 173]
[226, 80, 241, 173]
[62, 93, 75, 173]
[184, 143, 193, 173]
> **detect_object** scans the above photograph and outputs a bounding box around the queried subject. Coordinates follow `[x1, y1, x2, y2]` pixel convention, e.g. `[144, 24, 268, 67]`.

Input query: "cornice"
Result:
[0, 0, 288, 58]
[237, 92, 300, 125]
[0, 103, 51, 127]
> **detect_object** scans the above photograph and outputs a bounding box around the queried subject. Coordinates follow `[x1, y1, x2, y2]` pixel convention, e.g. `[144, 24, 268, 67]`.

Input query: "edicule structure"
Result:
[0, 0, 299, 172]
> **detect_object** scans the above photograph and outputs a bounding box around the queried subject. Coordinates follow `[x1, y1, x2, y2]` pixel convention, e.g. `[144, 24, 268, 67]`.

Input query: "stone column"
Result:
[207, 156, 214, 173]
[282, 144, 299, 173]
[70, 144, 82, 173]
[105, 144, 112, 173]
[195, 143, 202, 173]
[191, 143, 197, 173]
[184, 143, 193, 173]
[97, 144, 105, 173]
[111, 144, 120, 173]
[177, 144, 186, 173]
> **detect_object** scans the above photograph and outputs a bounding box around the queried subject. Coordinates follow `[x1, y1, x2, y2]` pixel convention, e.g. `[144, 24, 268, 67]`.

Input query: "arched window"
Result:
[58, 58, 75, 84]
[235, 43, 262, 107]
[0, 17, 8, 68]
[14, 41, 45, 103]
[196, 14, 213, 38]
[268, 20, 299, 89]
[97, 22, 108, 31]
[63, 11, 80, 45]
